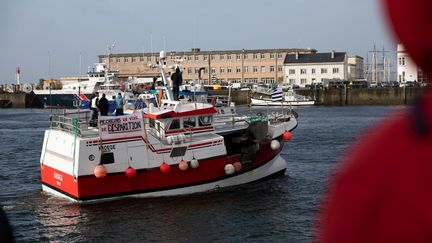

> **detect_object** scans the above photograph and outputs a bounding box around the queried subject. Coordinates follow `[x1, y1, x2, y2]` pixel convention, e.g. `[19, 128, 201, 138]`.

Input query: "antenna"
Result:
[48, 50, 51, 79]
[79, 52, 82, 80]
[193, 17, 197, 48]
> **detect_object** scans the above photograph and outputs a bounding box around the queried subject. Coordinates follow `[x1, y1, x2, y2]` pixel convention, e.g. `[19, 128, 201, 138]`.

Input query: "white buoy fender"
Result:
[224, 164, 235, 175]
[270, 140, 280, 150]
[190, 159, 199, 169]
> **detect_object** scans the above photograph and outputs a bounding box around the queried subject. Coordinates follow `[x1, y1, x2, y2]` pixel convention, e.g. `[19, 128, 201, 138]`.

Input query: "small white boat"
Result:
[251, 89, 315, 106]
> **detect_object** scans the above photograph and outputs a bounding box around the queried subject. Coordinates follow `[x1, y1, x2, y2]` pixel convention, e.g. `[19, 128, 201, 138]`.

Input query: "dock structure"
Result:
[0, 93, 43, 108]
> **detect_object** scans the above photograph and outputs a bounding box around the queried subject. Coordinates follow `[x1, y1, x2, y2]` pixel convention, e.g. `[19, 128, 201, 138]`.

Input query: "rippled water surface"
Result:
[0, 106, 399, 242]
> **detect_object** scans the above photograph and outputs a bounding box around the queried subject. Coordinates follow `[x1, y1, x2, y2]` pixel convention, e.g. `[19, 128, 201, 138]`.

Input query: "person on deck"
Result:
[115, 93, 124, 116]
[98, 93, 109, 116]
[90, 92, 99, 127]
[171, 67, 182, 101]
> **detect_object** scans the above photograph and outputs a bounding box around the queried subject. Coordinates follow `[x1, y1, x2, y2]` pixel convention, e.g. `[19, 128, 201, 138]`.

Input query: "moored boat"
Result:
[39, 51, 298, 202]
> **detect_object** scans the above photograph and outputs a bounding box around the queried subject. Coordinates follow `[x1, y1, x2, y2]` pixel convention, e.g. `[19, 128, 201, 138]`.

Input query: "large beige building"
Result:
[99, 48, 316, 85]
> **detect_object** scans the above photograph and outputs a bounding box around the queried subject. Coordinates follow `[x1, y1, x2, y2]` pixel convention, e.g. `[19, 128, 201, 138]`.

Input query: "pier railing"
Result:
[49, 110, 98, 137]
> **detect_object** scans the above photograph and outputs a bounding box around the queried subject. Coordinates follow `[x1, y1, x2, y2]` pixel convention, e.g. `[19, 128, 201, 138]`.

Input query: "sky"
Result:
[0, 0, 397, 84]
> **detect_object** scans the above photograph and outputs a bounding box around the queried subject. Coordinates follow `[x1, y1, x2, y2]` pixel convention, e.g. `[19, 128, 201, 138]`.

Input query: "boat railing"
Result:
[49, 110, 97, 137]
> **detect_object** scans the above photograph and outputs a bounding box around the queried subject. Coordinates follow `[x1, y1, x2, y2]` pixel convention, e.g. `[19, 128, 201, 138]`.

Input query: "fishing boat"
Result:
[39, 51, 298, 202]
[33, 63, 115, 108]
[251, 86, 315, 106]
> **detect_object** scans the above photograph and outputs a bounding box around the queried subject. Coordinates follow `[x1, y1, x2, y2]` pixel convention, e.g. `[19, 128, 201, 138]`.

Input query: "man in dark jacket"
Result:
[98, 93, 109, 116]
[171, 67, 182, 101]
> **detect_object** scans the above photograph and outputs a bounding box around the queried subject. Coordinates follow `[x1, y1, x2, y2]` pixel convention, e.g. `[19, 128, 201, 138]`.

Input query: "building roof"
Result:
[98, 48, 317, 58]
[284, 52, 346, 64]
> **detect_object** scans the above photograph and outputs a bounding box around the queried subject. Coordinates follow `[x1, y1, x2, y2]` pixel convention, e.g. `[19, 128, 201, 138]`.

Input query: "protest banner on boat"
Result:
[99, 113, 144, 138]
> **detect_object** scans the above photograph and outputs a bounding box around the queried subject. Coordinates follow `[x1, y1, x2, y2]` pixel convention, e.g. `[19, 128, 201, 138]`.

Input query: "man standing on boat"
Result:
[98, 93, 109, 116]
[171, 67, 182, 101]
[90, 92, 99, 127]
[115, 93, 124, 116]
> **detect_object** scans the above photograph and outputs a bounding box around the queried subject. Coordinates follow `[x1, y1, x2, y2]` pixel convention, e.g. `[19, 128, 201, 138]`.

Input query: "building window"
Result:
[116, 58, 121, 63]
[261, 53, 265, 59]
[270, 53, 275, 59]
[211, 55, 215, 60]
[220, 55, 224, 60]
[243, 54, 248, 60]
[253, 53, 258, 59]
[195, 67, 200, 74]
[211, 68, 216, 74]
[312, 68, 316, 74]
[300, 69, 306, 74]
[227, 55, 232, 60]
[195, 56, 199, 61]
[236, 54, 241, 60]
[321, 68, 328, 74]
[278, 65, 283, 72]
[301, 79, 307, 84]
[147, 56, 152, 62]
[277, 53, 283, 59]
[187, 56, 192, 61]
[270, 66, 275, 72]
[289, 79, 296, 84]
[220, 67, 225, 73]
[333, 68, 339, 74]
[289, 69, 295, 75]
[227, 67, 232, 73]
[236, 66, 241, 73]
[244, 66, 249, 73]
[124, 57, 129, 63]
[188, 68, 193, 74]
[402, 57, 405, 66]
[139, 57, 144, 62]
[253, 66, 258, 73]
[204, 68, 209, 73]
[204, 55, 208, 61]
[131, 57, 136, 63]
[261, 66, 266, 73]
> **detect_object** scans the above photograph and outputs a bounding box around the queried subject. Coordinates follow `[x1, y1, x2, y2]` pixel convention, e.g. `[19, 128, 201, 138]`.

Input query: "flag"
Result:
[271, 85, 283, 102]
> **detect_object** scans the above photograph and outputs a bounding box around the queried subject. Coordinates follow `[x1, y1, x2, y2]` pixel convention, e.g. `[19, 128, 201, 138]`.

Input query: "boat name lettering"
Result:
[106, 122, 142, 134]
[54, 172, 63, 182]
[102, 144, 116, 152]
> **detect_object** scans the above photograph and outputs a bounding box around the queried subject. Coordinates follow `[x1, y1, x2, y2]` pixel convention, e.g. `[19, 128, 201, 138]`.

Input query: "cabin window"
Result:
[183, 117, 196, 128]
[149, 118, 155, 128]
[169, 119, 180, 130]
[198, 115, 212, 126]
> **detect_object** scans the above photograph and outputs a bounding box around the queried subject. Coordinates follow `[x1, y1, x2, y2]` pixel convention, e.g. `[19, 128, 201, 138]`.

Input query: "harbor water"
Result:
[0, 106, 400, 242]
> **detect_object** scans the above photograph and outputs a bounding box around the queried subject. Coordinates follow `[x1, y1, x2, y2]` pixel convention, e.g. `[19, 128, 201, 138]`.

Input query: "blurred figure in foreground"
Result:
[316, 0, 432, 242]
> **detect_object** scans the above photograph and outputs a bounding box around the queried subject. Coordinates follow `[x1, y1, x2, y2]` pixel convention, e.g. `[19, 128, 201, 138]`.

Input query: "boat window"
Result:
[198, 115, 213, 126]
[169, 119, 180, 130]
[183, 117, 196, 128]
[156, 121, 162, 134]
[149, 118, 155, 128]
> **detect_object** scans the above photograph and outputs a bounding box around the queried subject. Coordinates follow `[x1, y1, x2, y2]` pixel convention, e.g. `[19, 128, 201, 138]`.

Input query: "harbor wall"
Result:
[0, 93, 43, 108]
[296, 87, 424, 106]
